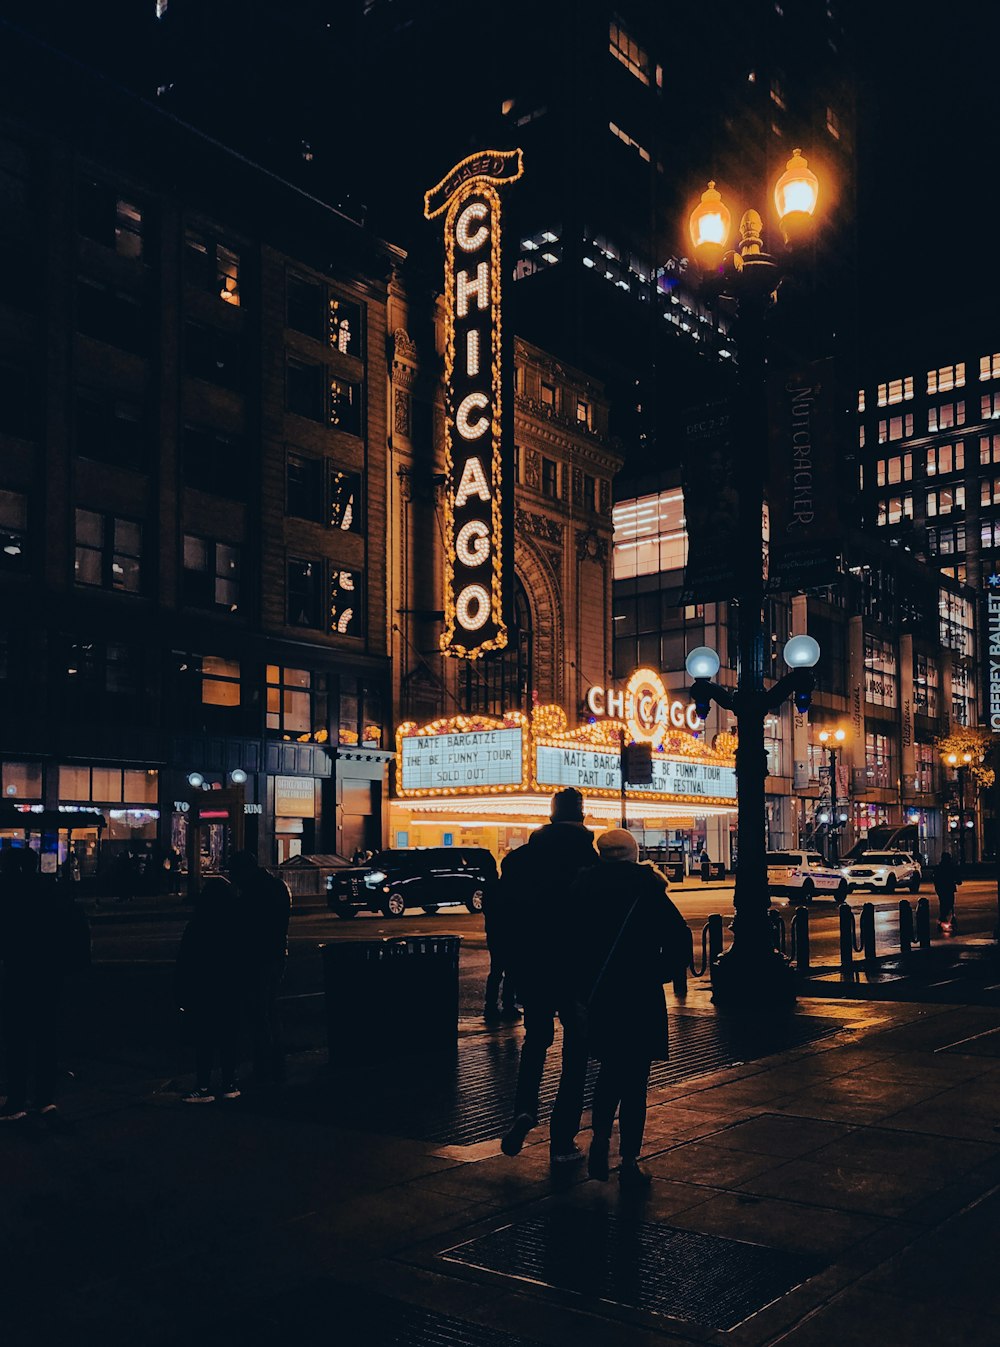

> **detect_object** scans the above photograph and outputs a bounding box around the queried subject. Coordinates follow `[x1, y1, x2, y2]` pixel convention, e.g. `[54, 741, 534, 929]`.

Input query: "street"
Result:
[84, 878, 1000, 1060]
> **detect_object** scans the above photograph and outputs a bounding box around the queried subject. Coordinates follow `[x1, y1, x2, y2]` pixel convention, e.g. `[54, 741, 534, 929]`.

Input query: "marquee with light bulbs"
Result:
[424, 148, 523, 659]
[395, 701, 737, 809]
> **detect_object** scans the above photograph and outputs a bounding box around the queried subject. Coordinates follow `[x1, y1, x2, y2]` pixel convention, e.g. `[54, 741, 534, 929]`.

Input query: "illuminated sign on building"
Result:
[397, 705, 736, 807]
[982, 577, 1000, 733]
[586, 667, 702, 741]
[400, 728, 524, 792]
[424, 149, 523, 658]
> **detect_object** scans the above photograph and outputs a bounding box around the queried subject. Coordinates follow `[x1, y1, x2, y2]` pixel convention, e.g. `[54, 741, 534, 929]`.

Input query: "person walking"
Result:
[699, 847, 711, 883]
[482, 865, 521, 1026]
[229, 851, 291, 1085]
[499, 788, 597, 1164]
[572, 829, 691, 1188]
[0, 849, 91, 1124]
[934, 850, 961, 933]
[175, 876, 245, 1103]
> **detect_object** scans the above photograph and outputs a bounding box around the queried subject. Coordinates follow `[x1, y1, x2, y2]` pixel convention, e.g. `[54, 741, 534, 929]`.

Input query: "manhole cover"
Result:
[443, 1209, 823, 1330]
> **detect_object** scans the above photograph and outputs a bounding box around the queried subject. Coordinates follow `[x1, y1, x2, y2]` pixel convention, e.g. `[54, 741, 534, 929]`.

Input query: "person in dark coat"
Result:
[229, 850, 291, 1084]
[175, 877, 245, 1103]
[0, 849, 91, 1123]
[482, 869, 521, 1025]
[572, 829, 691, 1188]
[499, 788, 598, 1163]
[699, 848, 711, 882]
[934, 850, 960, 931]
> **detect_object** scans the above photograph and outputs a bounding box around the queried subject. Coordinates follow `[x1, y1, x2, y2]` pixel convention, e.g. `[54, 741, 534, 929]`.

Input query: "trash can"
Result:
[321, 935, 462, 1067]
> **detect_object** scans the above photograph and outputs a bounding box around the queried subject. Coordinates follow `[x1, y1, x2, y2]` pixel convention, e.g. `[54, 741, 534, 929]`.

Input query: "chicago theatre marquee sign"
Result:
[424, 148, 523, 658]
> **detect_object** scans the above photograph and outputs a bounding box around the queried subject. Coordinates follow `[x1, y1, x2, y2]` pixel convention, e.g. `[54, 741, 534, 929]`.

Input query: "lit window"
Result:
[612, 490, 688, 578]
[79, 179, 144, 260]
[609, 17, 651, 84]
[876, 376, 913, 406]
[980, 353, 1000, 381]
[609, 121, 651, 162]
[981, 392, 1000, 420]
[927, 363, 965, 394]
[926, 485, 965, 517]
[826, 106, 841, 139]
[540, 382, 556, 409]
[857, 388, 865, 412]
[980, 434, 1000, 466]
[201, 656, 241, 708]
[266, 665, 314, 736]
[981, 476, 1000, 507]
[576, 398, 591, 427]
[926, 443, 964, 476]
[541, 457, 559, 498]
[770, 79, 786, 109]
[184, 227, 240, 306]
[928, 401, 965, 432]
[330, 568, 363, 637]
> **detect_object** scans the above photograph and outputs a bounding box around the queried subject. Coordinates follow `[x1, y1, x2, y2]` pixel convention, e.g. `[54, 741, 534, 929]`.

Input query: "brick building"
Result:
[0, 36, 398, 874]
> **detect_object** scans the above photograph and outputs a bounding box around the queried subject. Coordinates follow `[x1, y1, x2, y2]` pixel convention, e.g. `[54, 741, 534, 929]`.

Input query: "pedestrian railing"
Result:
[685, 893, 941, 986]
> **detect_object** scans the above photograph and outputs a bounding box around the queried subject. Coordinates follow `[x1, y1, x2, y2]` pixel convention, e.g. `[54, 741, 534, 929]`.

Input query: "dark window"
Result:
[583, 473, 596, 510]
[182, 535, 241, 611]
[330, 567, 363, 637]
[330, 469, 361, 531]
[74, 509, 143, 592]
[286, 357, 324, 420]
[541, 456, 558, 497]
[63, 640, 143, 721]
[0, 137, 30, 217]
[78, 179, 145, 260]
[330, 376, 362, 435]
[185, 321, 243, 389]
[329, 294, 363, 357]
[184, 227, 240, 306]
[75, 393, 144, 468]
[182, 425, 245, 498]
[0, 488, 28, 569]
[286, 453, 323, 521]
[287, 558, 322, 628]
[287, 273, 324, 339]
[76, 277, 147, 353]
[0, 363, 38, 440]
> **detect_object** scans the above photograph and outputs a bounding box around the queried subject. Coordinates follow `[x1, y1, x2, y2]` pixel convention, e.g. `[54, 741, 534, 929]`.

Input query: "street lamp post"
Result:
[818, 728, 847, 864]
[683, 152, 821, 1008]
[945, 750, 973, 867]
[686, 636, 820, 1006]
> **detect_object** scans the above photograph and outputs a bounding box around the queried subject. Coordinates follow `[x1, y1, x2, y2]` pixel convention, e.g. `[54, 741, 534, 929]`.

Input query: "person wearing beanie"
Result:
[498, 788, 598, 1164]
[571, 829, 690, 1188]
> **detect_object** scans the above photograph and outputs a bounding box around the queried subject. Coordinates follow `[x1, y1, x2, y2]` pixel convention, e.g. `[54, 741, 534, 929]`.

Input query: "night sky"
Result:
[856, 1, 997, 359]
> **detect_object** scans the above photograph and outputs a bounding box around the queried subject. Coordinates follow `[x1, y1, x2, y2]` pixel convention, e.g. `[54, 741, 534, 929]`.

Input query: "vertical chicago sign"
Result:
[424, 148, 523, 658]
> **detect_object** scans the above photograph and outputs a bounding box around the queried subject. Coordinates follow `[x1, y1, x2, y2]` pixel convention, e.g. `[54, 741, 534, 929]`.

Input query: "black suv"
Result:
[326, 846, 498, 918]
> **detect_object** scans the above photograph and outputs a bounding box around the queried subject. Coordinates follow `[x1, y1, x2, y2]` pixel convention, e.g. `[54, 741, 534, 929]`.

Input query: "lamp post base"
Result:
[710, 945, 796, 1009]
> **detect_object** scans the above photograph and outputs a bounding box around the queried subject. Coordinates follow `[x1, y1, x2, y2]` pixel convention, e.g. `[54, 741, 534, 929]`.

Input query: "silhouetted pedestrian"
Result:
[482, 869, 520, 1025]
[500, 788, 597, 1164]
[699, 848, 711, 883]
[175, 877, 244, 1103]
[110, 850, 137, 904]
[572, 829, 690, 1188]
[0, 849, 91, 1123]
[934, 850, 961, 933]
[229, 851, 291, 1085]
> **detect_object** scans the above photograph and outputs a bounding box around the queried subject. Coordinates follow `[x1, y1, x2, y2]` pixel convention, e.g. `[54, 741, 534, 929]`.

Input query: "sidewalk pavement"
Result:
[3, 984, 999, 1346]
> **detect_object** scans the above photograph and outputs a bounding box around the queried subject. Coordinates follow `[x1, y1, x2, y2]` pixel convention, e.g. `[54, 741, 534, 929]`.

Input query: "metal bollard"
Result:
[859, 902, 877, 965]
[707, 912, 724, 965]
[915, 896, 931, 949]
[791, 904, 810, 972]
[898, 899, 913, 957]
[769, 908, 786, 954]
[838, 902, 856, 980]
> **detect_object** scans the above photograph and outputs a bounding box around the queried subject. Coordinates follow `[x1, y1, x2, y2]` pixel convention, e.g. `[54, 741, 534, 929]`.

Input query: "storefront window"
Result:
[1, 760, 41, 799]
[58, 764, 159, 804]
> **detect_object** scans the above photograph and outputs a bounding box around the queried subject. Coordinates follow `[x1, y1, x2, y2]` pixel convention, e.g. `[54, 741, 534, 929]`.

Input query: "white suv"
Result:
[842, 851, 921, 895]
[767, 851, 848, 904]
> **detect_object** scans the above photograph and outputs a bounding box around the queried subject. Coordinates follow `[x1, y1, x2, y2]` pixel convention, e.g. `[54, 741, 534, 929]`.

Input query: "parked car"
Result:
[325, 846, 497, 918]
[766, 851, 848, 904]
[842, 851, 921, 894]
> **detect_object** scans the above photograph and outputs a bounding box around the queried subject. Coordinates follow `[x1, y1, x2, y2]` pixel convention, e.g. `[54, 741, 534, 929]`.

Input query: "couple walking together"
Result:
[494, 788, 690, 1188]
